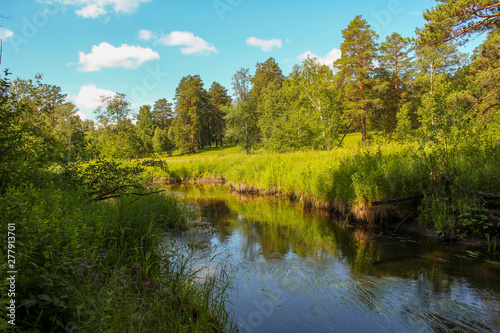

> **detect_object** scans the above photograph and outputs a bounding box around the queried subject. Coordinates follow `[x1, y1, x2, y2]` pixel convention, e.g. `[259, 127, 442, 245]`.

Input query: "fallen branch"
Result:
[91, 188, 165, 202]
[371, 194, 424, 206]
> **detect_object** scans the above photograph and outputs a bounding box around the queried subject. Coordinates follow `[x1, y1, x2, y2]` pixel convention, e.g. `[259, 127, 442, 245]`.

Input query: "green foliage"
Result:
[466, 27, 500, 117]
[224, 98, 258, 155]
[172, 75, 211, 154]
[0, 177, 231, 331]
[62, 158, 145, 200]
[0, 71, 90, 189]
[225, 68, 258, 154]
[136, 104, 155, 156]
[375, 33, 414, 134]
[251, 57, 284, 99]
[259, 58, 345, 152]
[394, 104, 413, 142]
[90, 93, 144, 159]
[419, 0, 499, 45]
[152, 98, 174, 131]
[208, 82, 231, 147]
[418, 193, 452, 237]
[335, 15, 379, 143]
[90, 123, 142, 159]
[457, 205, 499, 239]
[152, 126, 174, 155]
[95, 93, 131, 129]
[139, 157, 169, 173]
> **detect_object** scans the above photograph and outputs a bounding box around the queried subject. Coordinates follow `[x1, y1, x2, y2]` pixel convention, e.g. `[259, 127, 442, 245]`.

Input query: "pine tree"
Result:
[171, 75, 209, 153]
[152, 98, 174, 131]
[419, 0, 499, 45]
[467, 27, 500, 116]
[208, 82, 230, 147]
[251, 57, 284, 99]
[335, 15, 378, 143]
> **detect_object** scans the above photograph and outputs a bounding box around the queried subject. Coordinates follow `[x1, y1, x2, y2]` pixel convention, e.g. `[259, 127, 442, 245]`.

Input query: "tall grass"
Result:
[0, 183, 234, 332]
[156, 138, 500, 237]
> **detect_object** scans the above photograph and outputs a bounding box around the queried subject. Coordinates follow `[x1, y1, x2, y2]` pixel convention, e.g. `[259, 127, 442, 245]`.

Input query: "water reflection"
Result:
[167, 184, 500, 333]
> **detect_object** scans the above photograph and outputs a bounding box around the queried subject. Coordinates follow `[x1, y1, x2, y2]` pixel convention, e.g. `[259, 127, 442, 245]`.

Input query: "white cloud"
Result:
[77, 42, 159, 71]
[246, 37, 282, 52]
[52, 0, 150, 18]
[138, 29, 153, 40]
[76, 111, 87, 120]
[75, 4, 107, 18]
[298, 48, 342, 68]
[0, 27, 14, 40]
[70, 84, 116, 110]
[158, 31, 217, 55]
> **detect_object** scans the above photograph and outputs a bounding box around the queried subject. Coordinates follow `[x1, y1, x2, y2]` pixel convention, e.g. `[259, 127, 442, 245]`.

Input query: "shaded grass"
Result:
[0, 183, 234, 332]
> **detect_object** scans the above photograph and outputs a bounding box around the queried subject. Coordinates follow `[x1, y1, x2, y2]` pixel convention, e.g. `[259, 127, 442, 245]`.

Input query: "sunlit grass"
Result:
[150, 132, 500, 236]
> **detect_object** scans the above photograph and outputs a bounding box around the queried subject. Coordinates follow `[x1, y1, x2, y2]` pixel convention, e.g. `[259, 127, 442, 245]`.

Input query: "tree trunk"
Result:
[361, 114, 366, 144]
[360, 81, 367, 144]
[190, 123, 196, 153]
[318, 100, 327, 151]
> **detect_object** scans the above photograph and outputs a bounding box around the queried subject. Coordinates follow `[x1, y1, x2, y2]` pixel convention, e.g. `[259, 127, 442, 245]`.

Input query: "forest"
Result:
[1, 0, 499, 331]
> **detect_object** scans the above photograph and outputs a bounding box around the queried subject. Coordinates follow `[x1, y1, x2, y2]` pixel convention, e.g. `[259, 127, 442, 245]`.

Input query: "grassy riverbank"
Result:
[0, 166, 234, 332]
[148, 137, 500, 243]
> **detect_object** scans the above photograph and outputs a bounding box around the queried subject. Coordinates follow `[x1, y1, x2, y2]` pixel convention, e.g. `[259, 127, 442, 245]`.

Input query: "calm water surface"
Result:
[166, 185, 500, 333]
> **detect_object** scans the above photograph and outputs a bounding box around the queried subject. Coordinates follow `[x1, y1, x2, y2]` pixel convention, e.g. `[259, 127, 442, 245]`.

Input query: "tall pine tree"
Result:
[171, 75, 209, 153]
[208, 82, 230, 147]
[335, 15, 378, 143]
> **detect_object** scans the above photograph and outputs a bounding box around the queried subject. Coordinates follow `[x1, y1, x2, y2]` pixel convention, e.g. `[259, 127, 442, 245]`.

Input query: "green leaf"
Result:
[37, 294, 52, 304]
[20, 298, 37, 309]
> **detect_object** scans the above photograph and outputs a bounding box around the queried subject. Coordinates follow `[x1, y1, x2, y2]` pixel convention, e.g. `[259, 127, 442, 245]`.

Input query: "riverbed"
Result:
[165, 184, 500, 333]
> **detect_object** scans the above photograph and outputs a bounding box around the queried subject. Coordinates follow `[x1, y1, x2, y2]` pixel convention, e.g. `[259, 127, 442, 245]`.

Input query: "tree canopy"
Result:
[419, 0, 500, 44]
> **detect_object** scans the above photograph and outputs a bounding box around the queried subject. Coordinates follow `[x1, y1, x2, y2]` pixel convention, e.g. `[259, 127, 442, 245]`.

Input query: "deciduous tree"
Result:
[225, 68, 257, 154]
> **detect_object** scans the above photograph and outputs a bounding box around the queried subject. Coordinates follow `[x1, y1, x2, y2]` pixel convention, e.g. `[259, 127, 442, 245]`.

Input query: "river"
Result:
[165, 184, 500, 333]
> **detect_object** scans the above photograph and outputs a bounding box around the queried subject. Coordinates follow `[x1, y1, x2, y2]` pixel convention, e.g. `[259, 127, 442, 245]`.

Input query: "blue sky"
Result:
[0, 0, 485, 120]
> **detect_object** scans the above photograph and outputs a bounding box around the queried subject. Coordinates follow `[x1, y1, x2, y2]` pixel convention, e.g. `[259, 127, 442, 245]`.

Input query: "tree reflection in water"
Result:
[168, 184, 500, 333]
